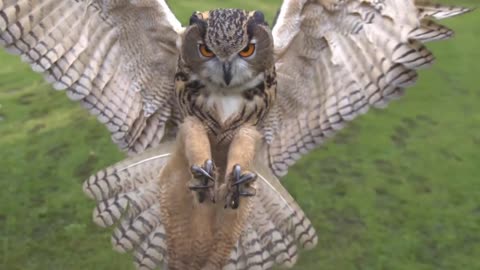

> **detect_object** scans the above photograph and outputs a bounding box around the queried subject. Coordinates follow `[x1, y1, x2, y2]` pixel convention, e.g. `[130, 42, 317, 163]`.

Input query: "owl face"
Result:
[180, 9, 274, 90]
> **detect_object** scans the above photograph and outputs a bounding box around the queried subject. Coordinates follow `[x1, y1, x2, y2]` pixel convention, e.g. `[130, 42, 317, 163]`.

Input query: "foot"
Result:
[189, 159, 216, 203]
[225, 164, 257, 209]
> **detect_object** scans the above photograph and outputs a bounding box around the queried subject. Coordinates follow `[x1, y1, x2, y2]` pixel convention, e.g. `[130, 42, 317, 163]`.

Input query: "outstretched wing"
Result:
[264, 0, 473, 176]
[0, 0, 183, 154]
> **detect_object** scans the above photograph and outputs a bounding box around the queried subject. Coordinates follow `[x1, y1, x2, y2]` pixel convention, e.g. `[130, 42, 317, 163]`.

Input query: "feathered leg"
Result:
[160, 119, 256, 269]
[223, 125, 261, 209]
[180, 116, 216, 203]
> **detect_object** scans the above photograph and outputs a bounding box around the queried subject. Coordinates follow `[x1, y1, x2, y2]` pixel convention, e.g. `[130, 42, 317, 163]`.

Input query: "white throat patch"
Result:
[203, 72, 264, 123]
[216, 94, 244, 122]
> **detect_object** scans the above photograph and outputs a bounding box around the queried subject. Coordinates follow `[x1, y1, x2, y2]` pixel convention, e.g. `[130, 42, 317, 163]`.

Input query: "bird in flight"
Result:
[0, 0, 472, 269]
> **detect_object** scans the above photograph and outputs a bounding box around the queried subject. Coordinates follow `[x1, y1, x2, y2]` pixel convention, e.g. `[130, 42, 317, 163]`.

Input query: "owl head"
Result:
[180, 9, 274, 90]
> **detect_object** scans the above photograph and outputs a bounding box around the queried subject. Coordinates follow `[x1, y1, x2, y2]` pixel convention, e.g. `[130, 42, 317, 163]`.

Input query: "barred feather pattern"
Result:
[265, 0, 472, 176]
[83, 142, 317, 270]
[414, 0, 473, 20]
[83, 143, 174, 269]
[223, 162, 318, 270]
[0, 0, 183, 154]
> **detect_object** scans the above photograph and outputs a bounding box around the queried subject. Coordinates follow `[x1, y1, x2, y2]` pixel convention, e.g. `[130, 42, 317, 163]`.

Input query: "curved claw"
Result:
[239, 190, 256, 197]
[225, 164, 257, 209]
[190, 159, 216, 203]
[189, 184, 214, 191]
[232, 172, 257, 187]
[232, 164, 241, 179]
[191, 160, 215, 182]
[229, 196, 240, 209]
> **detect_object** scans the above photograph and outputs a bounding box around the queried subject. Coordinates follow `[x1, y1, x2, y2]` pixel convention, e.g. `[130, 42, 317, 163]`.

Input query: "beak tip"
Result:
[224, 77, 232, 86]
[222, 63, 233, 86]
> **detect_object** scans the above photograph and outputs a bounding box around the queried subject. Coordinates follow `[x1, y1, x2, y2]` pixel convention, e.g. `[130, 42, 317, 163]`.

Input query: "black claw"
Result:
[230, 196, 240, 209]
[191, 164, 214, 181]
[190, 159, 215, 203]
[189, 184, 214, 191]
[205, 159, 213, 171]
[239, 190, 256, 197]
[225, 192, 240, 209]
[225, 164, 257, 209]
[233, 164, 241, 179]
[232, 172, 256, 187]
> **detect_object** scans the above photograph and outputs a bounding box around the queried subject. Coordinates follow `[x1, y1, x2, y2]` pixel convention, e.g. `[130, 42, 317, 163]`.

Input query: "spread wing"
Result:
[264, 0, 473, 177]
[0, 0, 183, 154]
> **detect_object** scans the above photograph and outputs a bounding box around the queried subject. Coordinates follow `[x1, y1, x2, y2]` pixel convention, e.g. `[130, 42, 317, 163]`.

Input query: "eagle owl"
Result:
[0, 0, 472, 269]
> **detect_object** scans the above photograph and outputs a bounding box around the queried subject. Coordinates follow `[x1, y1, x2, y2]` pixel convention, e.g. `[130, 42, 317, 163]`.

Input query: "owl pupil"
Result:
[242, 45, 250, 52]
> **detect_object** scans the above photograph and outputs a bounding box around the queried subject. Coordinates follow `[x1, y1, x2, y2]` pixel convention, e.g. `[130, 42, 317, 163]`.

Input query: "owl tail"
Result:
[224, 161, 318, 270]
[83, 142, 174, 270]
[83, 141, 317, 270]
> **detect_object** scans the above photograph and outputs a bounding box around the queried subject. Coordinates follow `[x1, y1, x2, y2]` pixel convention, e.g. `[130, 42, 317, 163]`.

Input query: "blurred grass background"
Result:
[0, 1, 479, 269]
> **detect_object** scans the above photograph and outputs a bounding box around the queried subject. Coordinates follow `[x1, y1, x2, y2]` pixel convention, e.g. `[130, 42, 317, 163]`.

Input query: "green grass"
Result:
[0, 1, 479, 269]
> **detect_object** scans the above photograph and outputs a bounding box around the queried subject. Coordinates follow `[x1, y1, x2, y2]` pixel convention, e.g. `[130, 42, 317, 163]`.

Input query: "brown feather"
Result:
[0, 0, 183, 154]
[266, 0, 473, 176]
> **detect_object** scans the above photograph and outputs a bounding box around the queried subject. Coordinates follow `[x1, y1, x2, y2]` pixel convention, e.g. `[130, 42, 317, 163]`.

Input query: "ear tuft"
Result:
[253, 11, 268, 26]
[189, 12, 205, 26]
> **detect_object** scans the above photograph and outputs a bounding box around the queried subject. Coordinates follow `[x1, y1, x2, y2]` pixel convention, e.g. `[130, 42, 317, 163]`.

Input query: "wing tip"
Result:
[416, 2, 475, 20]
[452, 6, 476, 18]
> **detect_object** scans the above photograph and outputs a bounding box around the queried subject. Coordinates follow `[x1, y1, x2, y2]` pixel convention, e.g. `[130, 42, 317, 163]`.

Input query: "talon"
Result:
[232, 172, 256, 187]
[189, 184, 214, 190]
[225, 164, 257, 209]
[191, 164, 214, 181]
[224, 191, 240, 209]
[190, 159, 216, 203]
[230, 195, 240, 209]
[239, 190, 256, 197]
[233, 164, 241, 179]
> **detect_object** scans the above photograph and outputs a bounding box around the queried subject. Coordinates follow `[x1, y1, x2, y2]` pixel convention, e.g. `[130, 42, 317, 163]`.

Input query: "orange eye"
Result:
[239, 43, 256, 58]
[198, 44, 215, 58]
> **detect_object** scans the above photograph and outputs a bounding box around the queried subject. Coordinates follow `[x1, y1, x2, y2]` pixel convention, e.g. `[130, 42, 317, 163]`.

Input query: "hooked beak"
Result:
[222, 62, 232, 86]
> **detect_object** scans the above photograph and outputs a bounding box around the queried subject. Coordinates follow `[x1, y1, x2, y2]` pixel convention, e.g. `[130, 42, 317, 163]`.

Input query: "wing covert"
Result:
[265, 0, 473, 176]
[0, 0, 184, 154]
